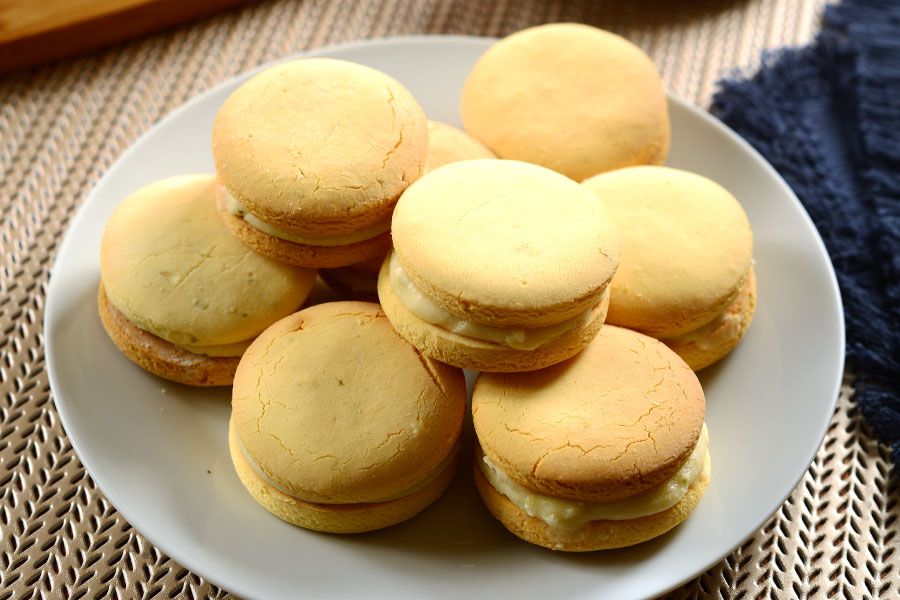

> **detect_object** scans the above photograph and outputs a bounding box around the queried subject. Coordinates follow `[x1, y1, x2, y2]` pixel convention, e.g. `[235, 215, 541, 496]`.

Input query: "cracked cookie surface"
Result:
[99, 174, 316, 347]
[232, 301, 466, 505]
[472, 325, 705, 503]
[212, 58, 428, 237]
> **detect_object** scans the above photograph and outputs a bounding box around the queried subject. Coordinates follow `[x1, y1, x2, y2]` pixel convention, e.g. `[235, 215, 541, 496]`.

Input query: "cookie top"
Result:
[424, 120, 496, 173]
[212, 58, 428, 236]
[460, 23, 669, 181]
[391, 159, 620, 328]
[99, 174, 316, 347]
[232, 302, 467, 504]
[472, 325, 705, 502]
[582, 166, 753, 337]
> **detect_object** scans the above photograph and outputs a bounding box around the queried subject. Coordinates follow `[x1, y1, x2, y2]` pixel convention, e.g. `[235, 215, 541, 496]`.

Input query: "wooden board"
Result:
[0, 0, 251, 73]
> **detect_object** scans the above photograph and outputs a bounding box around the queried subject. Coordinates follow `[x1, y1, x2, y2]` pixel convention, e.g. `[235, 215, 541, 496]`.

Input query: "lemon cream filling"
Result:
[388, 251, 595, 350]
[238, 432, 461, 504]
[663, 264, 754, 351]
[225, 190, 391, 247]
[662, 307, 741, 351]
[173, 338, 253, 357]
[479, 423, 709, 530]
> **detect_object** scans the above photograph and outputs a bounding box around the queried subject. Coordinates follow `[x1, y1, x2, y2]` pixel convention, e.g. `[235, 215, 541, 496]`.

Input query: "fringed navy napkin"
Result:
[712, 0, 900, 466]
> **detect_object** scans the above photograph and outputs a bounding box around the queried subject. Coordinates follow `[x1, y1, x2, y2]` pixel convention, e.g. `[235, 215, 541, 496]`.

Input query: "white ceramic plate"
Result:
[45, 37, 844, 600]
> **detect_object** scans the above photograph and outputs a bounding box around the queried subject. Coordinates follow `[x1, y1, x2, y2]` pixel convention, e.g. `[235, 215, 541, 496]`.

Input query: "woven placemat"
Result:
[2, 0, 896, 598]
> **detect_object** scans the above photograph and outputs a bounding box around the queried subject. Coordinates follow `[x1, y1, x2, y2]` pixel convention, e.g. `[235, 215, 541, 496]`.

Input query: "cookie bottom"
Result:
[377, 257, 609, 372]
[473, 453, 711, 551]
[664, 267, 757, 371]
[216, 185, 392, 269]
[97, 284, 239, 386]
[229, 417, 458, 533]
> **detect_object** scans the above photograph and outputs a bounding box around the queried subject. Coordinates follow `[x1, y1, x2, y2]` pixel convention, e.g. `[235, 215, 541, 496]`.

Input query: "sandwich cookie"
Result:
[318, 120, 496, 300]
[379, 159, 620, 372]
[472, 325, 709, 551]
[582, 166, 754, 370]
[230, 302, 466, 533]
[213, 58, 428, 268]
[460, 23, 669, 181]
[98, 174, 316, 386]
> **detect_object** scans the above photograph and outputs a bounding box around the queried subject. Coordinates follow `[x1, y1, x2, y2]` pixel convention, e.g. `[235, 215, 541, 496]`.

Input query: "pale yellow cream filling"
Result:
[388, 250, 594, 351]
[238, 431, 461, 504]
[663, 262, 754, 351]
[662, 306, 741, 351]
[173, 338, 252, 357]
[479, 423, 709, 530]
[225, 190, 391, 247]
[225, 190, 391, 246]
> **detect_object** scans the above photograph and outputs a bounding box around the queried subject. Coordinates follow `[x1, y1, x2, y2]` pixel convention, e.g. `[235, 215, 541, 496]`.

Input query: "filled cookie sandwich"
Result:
[461, 23, 669, 181]
[213, 58, 428, 267]
[229, 301, 466, 533]
[379, 159, 620, 372]
[98, 174, 316, 386]
[582, 165, 755, 370]
[472, 325, 709, 551]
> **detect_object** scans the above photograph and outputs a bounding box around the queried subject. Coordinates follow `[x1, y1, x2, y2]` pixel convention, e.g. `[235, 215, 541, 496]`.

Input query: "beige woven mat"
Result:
[2, 0, 895, 598]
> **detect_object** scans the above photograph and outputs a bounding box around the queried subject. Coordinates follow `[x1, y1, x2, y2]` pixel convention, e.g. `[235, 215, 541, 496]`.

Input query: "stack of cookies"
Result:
[97, 23, 754, 550]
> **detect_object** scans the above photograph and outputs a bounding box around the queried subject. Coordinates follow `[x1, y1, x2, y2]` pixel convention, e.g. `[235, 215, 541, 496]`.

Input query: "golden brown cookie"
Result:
[229, 417, 459, 534]
[212, 58, 428, 267]
[381, 159, 620, 372]
[230, 301, 466, 532]
[582, 166, 754, 348]
[472, 325, 709, 551]
[98, 174, 316, 385]
[461, 23, 669, 180]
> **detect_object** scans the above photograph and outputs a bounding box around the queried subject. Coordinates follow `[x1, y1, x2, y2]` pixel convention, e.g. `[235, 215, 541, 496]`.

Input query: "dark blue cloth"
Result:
[712, 0, 900, 467]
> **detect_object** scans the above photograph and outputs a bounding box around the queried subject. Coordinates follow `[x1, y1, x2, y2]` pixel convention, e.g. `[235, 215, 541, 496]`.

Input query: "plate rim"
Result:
[44, 34, 845, 600]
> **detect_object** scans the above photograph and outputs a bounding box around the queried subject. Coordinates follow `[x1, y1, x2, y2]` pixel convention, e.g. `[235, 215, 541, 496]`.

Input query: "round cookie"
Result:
[663, 266, 757, 370]
[472, 325, 708, 551]
[582, 166, 754, 345]
[460, 23, 669, 181]
[381, 159, 620, 372]
[212, 58, 428, 267]
[424, 120, 496, 173]
[230, 301, 466, 533]
[99, 174, 316, 386]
